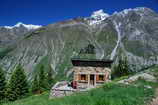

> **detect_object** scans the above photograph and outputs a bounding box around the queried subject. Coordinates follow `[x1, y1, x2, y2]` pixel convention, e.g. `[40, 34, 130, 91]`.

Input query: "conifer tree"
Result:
[31, 65, 53, 94]
[112, 56, 130, 78]
[6, 65, 29, 101]
[0, 67, 6, 101]
[38, 65, 47, 92]
[120, 56, 130, 76]
[46, 65, 54, 89]
[31, 75, 39, 94]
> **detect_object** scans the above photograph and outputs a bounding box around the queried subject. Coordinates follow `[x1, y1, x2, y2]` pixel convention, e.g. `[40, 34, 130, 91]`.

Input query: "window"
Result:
[81, 74, 86, 81]
[99, 75, 104, 81]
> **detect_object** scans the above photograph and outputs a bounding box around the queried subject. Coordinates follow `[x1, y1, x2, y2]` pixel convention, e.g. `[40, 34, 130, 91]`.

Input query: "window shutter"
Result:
[78, 74, 81, 80]
[86, 75, 88, 81]
[96, 75, 99, 81]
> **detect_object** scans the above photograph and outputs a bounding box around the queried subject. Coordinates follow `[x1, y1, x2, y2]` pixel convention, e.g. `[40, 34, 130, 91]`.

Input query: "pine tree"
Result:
[38, 65, 47, 92]
[0, 67, 6, 101]
[31, 65, 53, 94]
[112, 56, 130, 78]
[31, 75, 40, 94]
[121, 57, 130, 76]
[46, 65, 54, 89]
[6, 65, 29, 101]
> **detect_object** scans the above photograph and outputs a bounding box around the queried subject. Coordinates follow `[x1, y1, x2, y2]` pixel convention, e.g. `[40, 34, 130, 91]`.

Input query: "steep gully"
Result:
[110, 21, 121, 60]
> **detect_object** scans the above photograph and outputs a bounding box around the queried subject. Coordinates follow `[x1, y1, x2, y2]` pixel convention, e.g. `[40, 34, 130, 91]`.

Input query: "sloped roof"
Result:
[71, 58, 113, 67]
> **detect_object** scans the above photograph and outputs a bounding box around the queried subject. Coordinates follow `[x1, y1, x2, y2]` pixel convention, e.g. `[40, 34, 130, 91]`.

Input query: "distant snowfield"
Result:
[3, 22, 42, 30]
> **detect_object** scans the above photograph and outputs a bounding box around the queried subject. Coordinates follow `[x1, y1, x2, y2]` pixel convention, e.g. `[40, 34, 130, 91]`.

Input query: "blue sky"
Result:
[0, 0, 158, 26]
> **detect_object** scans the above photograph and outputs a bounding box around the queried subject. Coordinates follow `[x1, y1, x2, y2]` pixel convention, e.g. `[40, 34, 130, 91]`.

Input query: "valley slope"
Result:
[0, 7, 158, 80]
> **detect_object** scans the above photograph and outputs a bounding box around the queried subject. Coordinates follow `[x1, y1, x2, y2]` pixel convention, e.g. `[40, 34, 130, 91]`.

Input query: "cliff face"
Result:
[0, 7, 158, 79]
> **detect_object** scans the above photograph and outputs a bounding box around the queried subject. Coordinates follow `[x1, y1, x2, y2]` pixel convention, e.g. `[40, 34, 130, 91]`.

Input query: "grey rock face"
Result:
[0, 23, 41, 46]
[0, 7, 158, 79]
[118, 73, 157, 84]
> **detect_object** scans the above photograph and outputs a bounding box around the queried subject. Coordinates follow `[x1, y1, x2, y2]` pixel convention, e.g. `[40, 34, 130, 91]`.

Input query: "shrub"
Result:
[103, 82, 118, 91]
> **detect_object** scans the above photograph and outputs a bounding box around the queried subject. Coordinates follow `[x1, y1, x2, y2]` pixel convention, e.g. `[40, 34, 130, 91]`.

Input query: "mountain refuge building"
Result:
[71, 58, 113, 89]
[50, 58, 113, 98]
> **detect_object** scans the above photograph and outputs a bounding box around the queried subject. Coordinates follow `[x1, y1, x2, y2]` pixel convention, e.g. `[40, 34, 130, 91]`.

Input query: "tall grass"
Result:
[3, 81, 155, 105]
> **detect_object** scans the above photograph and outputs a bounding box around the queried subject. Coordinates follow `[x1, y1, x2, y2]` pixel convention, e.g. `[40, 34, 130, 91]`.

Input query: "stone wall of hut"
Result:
[73, 67, 111, 89]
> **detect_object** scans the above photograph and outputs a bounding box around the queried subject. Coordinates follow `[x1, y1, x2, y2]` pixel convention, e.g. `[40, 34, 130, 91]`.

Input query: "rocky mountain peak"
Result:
[0, 7, 158, 79]
[113, 7, 156, 18]
[91, 9, 109, 20]
[88, 9, 110, 25]
[0, 22, 42, 45]
[133, 7, 155, 12]
[87, 7, 154, 26]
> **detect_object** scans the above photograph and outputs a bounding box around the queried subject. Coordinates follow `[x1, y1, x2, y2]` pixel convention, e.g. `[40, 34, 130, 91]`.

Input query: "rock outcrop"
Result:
[118, 73, 157, 84]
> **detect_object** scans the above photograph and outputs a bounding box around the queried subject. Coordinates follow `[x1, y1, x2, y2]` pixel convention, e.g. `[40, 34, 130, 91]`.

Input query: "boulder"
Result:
[49, 81, 75, 99]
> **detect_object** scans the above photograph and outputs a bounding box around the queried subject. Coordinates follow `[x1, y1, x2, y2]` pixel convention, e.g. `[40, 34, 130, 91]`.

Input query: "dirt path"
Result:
[149, 88, 158, 105]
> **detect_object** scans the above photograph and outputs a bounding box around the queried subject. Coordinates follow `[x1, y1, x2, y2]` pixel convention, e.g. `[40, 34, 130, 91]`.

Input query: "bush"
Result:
[103, 82, 118, 91]
[113, 76, 129, 82]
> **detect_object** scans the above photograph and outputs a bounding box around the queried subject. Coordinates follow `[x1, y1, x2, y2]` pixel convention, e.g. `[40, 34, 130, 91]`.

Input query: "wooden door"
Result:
[90, 75, 95, 85]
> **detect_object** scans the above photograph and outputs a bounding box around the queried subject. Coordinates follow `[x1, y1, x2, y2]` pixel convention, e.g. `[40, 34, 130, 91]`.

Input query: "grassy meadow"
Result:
[3, 80, 156, 105]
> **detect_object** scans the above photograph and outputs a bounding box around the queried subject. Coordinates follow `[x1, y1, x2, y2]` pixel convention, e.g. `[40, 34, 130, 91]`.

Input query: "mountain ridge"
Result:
[0, 7, 158, 80]
[1, 22, 42, 30]
[0, 22, 42, 47]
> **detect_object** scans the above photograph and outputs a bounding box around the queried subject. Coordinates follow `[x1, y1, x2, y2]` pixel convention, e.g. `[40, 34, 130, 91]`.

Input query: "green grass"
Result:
[0, 47, 13, 59]
[3, 81, 155, 105]
[144, 65, 158, 81]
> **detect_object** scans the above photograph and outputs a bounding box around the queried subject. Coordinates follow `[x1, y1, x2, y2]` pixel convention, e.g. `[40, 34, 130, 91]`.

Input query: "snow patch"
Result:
[89, 9, 109, 25]
[4, 26, 13, 29]
[113, 7, 148, 17]
[3, 22, 42, 30]
[134, 29, 142, 36]
[123, 8, 132, 15]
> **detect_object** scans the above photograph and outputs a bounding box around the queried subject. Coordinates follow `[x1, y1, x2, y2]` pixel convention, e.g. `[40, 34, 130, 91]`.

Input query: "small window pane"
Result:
[99, 75, 104, 81]
[81, 74, 86, 80]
